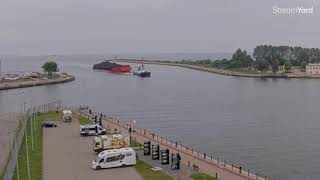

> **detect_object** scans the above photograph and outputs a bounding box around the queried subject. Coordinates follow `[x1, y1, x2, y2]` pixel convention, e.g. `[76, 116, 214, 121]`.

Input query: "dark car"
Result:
[42, 121, 57, 128]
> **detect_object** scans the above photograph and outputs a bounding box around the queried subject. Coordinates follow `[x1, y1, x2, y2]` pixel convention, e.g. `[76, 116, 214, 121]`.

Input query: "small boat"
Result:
[133, 61, 151, 77]
[93, 60, 132, 73]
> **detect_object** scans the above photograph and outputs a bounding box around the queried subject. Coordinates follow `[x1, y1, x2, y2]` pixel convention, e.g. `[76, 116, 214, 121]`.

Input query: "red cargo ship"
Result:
[93, 61, 132, 73]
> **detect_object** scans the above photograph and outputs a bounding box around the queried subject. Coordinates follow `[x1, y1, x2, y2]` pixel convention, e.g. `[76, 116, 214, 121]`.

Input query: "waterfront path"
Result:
[0, 113, 20, 174]
[102, 116, 266, 180]
[0, 73, 75, 91]
[43, 118, 142, 180]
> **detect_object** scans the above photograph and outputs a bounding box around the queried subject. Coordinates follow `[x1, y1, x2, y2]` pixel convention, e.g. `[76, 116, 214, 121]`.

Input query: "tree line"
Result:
[179, 45, 320, 73]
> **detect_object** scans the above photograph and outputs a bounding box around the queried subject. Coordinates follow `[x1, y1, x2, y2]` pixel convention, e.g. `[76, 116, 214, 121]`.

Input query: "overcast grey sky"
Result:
[0, 0, 319, 55]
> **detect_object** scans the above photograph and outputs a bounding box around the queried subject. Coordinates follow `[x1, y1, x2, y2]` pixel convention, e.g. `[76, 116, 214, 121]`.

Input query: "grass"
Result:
[191, 173, 218, 180]
[11, 112, 61, 180]
[134, 160, 172, 180]
[77, 116, 93, 125]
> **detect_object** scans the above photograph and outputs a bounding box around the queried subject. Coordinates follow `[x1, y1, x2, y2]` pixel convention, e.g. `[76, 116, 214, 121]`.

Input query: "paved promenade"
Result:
[43, 119, 142, 180]
[103, 116, 267, 180]
[0, 113, 20, 174]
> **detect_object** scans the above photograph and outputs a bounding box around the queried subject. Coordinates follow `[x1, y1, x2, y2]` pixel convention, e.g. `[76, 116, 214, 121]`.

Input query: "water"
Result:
[1, 54, 320, 180]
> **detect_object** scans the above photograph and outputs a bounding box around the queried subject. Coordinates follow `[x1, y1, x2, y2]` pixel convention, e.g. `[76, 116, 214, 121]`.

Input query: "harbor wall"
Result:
[79, 109, 268, 180]
[117, 59, 317, 79]
[0, 73, 75, 91]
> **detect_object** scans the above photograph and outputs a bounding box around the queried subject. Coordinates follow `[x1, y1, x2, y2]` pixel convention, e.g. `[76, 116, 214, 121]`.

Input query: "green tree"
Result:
[42, 61, 58, 78]
[255, 60, 269, 72]
[268, 54, 280, 73]
[300, 61, 307, 72]
[284, 61, 292, 72]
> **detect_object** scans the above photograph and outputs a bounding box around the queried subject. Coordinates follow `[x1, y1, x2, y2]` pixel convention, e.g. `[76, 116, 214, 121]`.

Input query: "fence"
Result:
[2, 100, 62, 180]
[80, 108, 270, 180]
[107, 115, 269, 180]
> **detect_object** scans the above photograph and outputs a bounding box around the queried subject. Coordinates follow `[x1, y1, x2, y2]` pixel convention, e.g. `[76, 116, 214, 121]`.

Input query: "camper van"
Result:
[62, 110, 72, 122]
[92, 148, 136, 170]
[80, 124, 106, 136]
[93, 134, 130, 152]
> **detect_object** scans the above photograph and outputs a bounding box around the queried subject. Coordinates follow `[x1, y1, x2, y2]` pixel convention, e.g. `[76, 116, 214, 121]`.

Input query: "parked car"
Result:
[42, 121, 57, 128]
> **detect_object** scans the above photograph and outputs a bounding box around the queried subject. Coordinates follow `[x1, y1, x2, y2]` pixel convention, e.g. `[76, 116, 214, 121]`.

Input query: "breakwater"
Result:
[80, 109, 268, 180]
[0, 73, 75, 91]
[117, 59, 314, 78]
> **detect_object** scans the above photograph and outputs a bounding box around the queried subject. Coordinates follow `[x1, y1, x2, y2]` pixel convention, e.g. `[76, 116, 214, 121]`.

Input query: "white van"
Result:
[80, 124, 106, 136]
[92, 148, 136, 170]
[62, 110, 72, 122]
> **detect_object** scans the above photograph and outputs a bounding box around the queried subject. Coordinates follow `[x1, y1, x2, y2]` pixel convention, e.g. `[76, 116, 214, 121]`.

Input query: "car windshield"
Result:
[95, 156, 101, 163]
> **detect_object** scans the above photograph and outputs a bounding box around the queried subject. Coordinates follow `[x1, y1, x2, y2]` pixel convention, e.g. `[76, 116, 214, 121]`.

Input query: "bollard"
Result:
[204, 153, 206, 159]
[175, 142, 178, 147]
[248, 169, 250, 176]
[224, 160, 226, 167]
[215, 173, 218, 178]
[239, 166, 242, 173]
[211, 155, 212, 162]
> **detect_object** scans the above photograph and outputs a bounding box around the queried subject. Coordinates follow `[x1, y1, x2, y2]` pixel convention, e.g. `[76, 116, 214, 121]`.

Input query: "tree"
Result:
[255, 60, 269, 72]
[42, 61, 58, 78]
[300, 61, 307, 72]
[268, 54, 280, 73]
[284, 61, 292, 72]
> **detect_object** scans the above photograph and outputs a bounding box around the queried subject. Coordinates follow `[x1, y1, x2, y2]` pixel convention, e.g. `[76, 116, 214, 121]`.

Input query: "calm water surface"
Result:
[0, 55, 320, 180]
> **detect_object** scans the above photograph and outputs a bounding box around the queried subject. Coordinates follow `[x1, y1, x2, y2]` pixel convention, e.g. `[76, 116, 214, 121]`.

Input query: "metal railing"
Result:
[95, 111, 270, 180]
[2, 101, 62, 180]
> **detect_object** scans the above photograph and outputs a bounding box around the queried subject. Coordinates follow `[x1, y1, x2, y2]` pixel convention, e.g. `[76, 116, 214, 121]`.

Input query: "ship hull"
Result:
[93, 61, 132, 73]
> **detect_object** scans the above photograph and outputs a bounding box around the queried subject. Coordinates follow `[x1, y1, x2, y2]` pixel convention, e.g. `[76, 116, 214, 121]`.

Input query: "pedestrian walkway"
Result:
[103, 117, 265, 180]
[136, 150, 197, 179]
[0, 113, 20, 173]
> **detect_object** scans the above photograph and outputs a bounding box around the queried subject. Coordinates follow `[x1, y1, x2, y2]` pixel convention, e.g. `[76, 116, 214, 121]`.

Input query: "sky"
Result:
[0, 0, 319, 55]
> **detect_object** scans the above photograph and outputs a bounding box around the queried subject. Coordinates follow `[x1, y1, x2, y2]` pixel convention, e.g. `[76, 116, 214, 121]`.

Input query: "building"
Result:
[306, 63, 320, 76]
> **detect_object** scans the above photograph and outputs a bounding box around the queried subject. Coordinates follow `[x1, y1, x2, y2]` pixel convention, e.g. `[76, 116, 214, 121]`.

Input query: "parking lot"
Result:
[43, 119, 142, 180]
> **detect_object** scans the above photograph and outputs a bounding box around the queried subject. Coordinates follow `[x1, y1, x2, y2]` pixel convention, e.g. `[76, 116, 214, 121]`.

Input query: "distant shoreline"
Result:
[117, 59, 320, 79]
[0, 73, 75, 90]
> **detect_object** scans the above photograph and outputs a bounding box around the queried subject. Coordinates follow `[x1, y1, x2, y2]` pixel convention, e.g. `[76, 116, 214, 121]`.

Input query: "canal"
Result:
[1, 55, 320, 180]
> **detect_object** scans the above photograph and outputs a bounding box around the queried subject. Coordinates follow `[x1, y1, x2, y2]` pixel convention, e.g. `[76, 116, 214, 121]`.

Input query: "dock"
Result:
[0, 73, 75, 91]
[81, 110, 269, 180]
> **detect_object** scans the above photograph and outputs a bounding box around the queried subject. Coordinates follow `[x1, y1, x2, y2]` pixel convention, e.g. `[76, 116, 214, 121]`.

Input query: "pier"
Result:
[81, 109, 269, 180]
[0, 73, 75, 91]
[117, 59, 316, 78]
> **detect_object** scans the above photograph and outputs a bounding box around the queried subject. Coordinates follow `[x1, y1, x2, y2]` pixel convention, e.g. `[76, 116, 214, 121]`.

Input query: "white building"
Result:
[306, 63, 320, 76]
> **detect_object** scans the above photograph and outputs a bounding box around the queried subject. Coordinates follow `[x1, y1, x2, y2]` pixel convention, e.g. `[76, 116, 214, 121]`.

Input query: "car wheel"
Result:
[96, 166, 101, 170]
[121, 164, 126, 168]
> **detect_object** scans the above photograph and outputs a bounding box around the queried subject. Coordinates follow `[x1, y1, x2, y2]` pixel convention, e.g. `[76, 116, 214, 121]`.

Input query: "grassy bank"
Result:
[12, 112, 61, 180]
[77, 115, 93, 125]
[191, 173, 218, 180]
[134, 160, 172, 180]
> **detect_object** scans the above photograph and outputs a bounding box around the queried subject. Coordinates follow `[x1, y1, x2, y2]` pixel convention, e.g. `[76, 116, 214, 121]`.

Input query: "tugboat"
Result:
[93, 60, 132, 73]
[133, 61, 151, 77]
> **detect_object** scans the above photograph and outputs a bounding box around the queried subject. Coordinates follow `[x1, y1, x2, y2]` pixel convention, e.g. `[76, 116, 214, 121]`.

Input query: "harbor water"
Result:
[0, 55, 320, 179]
